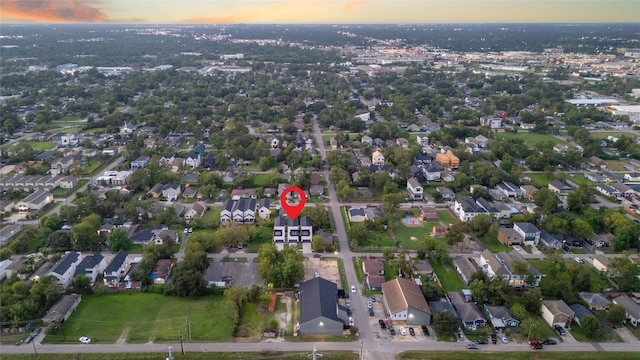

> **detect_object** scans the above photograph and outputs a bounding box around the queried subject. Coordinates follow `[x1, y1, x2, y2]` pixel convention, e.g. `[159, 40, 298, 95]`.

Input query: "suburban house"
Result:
[103, 249, 128, 287]
[0, 224, 22, 246]
[569, 304, 595, 326]
[298, 277, 346, 335]
[578, 292, 610, 311]
[595, 184, 621, 198]
[452, 255, 478, 286]
[497, 227, 523, 246]
[479, 249, 542, 287]
[612, 294, 640, 326]
[48, 251, 82, 288]
[407, 177, 424, 201]
[184, 202, 207, 221]
[592, 254, 610, 273]
[416, 134, 430, 147]
[348, 208, 366, 223]
[381, 277, 432, 325]
[513, 222, 541, 246]
[73, 252, 107, 285]
[185, 153, 201, 168]
[258, 198, 271, 220]
[423, 163, 442, 181]
[42, 294, 82, 325]
[484, 305, 520, 329]
[367, 274, 385, 291]
[17, 190, 53, 212]
[447, 291, 486, 330]
[437, 186, 455, 201]
[541, 300, 574, 328]
[412, 260, 434, 277]
[151, 259, 173, 285]
[147, 183, 164, 198]
[372, 150, 385, 166]
[589, 156, 607, 169]
[496, 181, 523, 198]
[162, 184, 181, 201]
[548, 180, 573, 195]
[130, 155, 150, 169]
[272, 216, 313, 252]
[520, 185, 539, 200]
[230, 189, 258, 200]
[362, 260, 384, 277]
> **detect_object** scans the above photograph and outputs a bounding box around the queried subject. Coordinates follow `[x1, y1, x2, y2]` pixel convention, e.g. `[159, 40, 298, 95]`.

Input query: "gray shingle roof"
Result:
[299, 277, 340, 323]
[51, 252, 80, 276]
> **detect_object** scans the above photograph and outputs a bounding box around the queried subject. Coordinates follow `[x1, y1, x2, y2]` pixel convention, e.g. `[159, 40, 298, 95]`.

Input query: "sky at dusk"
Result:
[1, 0, 638, 24]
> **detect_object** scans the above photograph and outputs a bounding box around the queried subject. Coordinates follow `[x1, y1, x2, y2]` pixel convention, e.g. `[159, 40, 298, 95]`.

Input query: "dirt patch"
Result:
[304, 258, 340, 285]
[116, 327, 129, 344]
[410, 236, 418, 241]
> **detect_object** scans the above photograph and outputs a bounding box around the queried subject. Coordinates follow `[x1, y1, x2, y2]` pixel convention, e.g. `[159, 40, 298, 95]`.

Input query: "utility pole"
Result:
[185, 316, 191, 340]
[177, 326, 185, 355]
[32, 340, 38, 356]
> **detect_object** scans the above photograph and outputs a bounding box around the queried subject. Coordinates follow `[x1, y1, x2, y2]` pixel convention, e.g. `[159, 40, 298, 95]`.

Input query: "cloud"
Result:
[2, 0, 109, 23]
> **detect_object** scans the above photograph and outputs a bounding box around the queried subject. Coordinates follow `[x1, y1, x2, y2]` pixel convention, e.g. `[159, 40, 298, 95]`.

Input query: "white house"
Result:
[407, 177, 424, 201]
[103, 250, 128, 287]
[220, 199, 256, 224]
[162, 184, 181, 201]
[48, 251, 82, 288]
[73, 252, 107, 285]
[541, 300, 574, 328]
[612, 295, 640, 327]
[479, 249, 542, 287]
[513, 222, 541, 246]
[17, 190, 53, 212]
[453, 197, 488, 222]
[416, 134, 430, 147]
[595, 184, 621, 198]
[184, 202, 206, 221]
[258, 198, 271, 219]
[273, 215, 313, 252]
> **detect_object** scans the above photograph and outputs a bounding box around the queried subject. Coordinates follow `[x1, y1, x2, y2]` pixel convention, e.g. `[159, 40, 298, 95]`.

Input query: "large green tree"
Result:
[108, 228, 133, 252]
[257, 244, 304, 288]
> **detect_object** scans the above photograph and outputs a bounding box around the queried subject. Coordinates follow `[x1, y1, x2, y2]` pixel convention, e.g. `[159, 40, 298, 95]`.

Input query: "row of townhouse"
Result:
[452, 249, 541, 288]
[0, 175, 77, 191]
[453, 196, 511, 221]
[273, 215, 313, 252]
[220, 198, 271, 224]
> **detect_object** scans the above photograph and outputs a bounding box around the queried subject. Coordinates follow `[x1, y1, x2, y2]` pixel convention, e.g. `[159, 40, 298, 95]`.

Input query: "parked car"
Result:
[543, 339, 557, 345]
[399, 327, 407, 336]
[476, 339, 488, 345]
[554, 325, 567, 336]
[370, 295, 376, 302]
[409, 327, 415, 336]
[466, 343, 479, 350]
[351, 285, 356, 293]
[348, 317, 354, 327]
[531, 343, 543, 350]
[368, 308, 374, 316]
[389, 326, 396, 336]
[421, 325, 429, 336]
[346, 308, 352, 316]
[367, 301, 372, 309]
[490, 333, 497, 344]
[500, 336, 509, 344]
[378, 319, 386, 329]
[313, 253, 322, 258]
[79, 337, 91, 344]
[574, 257, 584, 264]
[345, 300, 351, 308]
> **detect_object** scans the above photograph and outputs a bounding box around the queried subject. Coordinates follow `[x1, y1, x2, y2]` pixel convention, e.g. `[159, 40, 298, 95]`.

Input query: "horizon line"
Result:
[3, 21, 639, 26]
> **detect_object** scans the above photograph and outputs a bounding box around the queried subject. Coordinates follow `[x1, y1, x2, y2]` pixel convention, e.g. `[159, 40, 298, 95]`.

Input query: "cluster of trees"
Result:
[131, 243, 175, 285]
[257, 245, 304, 288]
[0, 275, 59, 328]
[171, 243, 209, 297]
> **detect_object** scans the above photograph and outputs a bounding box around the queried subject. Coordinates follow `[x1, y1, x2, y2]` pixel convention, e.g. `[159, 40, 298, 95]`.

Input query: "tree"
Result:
[108, 228, 132, 252]
[532, 188, 559, 214]
[74, 275, 92, 294]
[381, 193, 405, 215]
[571, 218, 593, 239]
[257, 244, 304, 288]
[311, 235, 324, 252]
[607, 304, 626, 325]
[71, 215, 101, 251]
[224, 286, 248, 316]
[470, 214, 493, 237]
[336, 180, 355, 201]
[432, 310, 460, 340]
[216, 222, 250, 247]
[609, 251, 640, 292]
[510, 303, 529, 322]
[581, 316, 602, 339]
[301, 206, 330, 231]
[329, 167, 350, 185]
[46, 230, 72, 251]
[445, 222, 467, 250]
[421, 282, 444, 301]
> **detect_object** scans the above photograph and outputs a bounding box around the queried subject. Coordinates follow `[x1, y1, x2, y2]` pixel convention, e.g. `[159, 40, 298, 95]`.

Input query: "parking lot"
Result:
[203, 259, 263, 288]
[303, 257, 340, 284]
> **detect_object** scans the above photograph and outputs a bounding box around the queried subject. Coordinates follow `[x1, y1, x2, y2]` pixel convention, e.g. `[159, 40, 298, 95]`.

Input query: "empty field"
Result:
[495, 132, 565, 147]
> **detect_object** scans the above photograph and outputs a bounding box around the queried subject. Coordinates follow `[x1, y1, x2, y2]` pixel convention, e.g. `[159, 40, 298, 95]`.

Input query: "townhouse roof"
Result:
[51, 251, 80, 276]
[104, 249, 128, 274]
[542, 300, 574, 317]
[514, 222, 539, 234]
[407, 177, 421, 189]
[299, 277, 340, 323]
[258, 198, 270, 208]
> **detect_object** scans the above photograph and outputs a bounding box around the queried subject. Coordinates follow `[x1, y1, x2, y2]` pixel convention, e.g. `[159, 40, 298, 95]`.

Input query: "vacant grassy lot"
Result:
[21, 141, 55, 150]
[528, 173, 551, 187]
[253, 173, 270, 187]
[398, 352, 639, 360]
[495, 132, 565, 147]
[432, 261, 464, 292]
[46, 293, 235, 344]
[528, 259, 609, 293]
[437, 210, 457, 225]
[392, 221, 439, 250]
[4, 352, 358, 360]
[477, 234, 512, 253]
[605, 160, 631, 171]
[566, 173, 593, 186]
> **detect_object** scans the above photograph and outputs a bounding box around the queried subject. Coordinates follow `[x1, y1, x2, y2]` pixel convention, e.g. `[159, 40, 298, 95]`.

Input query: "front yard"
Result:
[431, 261, 464, 292]
[46, 293, 235, 344]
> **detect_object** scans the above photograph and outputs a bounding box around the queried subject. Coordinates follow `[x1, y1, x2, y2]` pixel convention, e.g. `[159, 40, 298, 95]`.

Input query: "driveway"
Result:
[614, 326, 640, 344]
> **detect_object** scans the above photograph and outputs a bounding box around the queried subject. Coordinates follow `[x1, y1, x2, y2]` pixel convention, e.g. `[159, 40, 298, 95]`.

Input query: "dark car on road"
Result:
[490, 333, 497, 344]
[531, 343, 543, 350]
[389, 326, 396, 335]
[368, 308, 374, 316]
[476, 339, 488, 345]
[543, 339, 557, 345]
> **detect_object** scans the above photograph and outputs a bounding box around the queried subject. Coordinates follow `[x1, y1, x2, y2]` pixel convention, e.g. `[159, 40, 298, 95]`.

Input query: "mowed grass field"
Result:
[46, 293, 235, 344]
[4, 352, 358, 360]
[495, 132, 564, 147]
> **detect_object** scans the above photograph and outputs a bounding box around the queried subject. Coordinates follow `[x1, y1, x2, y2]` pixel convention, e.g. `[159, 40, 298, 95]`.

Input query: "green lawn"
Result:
[46, 293, 235, 344]
[21, 141, 55, 150]
[236, 302, 262, 337]
[569, 311, 622, 342]
[3, 352, 358, 360]
[431, 261, 464, 292]
[201, 206, 220, 225]
[253, 173, 270, 187]
[477, 234, 512, 253]
[528, 173, 551, 187]
[352, 258, 363, 283]
[566, 173, 593, 186]
[589, 131, 630, 139]
[437, 210, 457, 225]
[391, 221, 439, 250]
[399, 352, 639, 360]
[495, 132, 565, 147]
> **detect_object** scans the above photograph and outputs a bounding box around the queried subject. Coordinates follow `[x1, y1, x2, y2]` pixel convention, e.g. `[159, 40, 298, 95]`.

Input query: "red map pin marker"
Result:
[280, 186, 306, 220]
